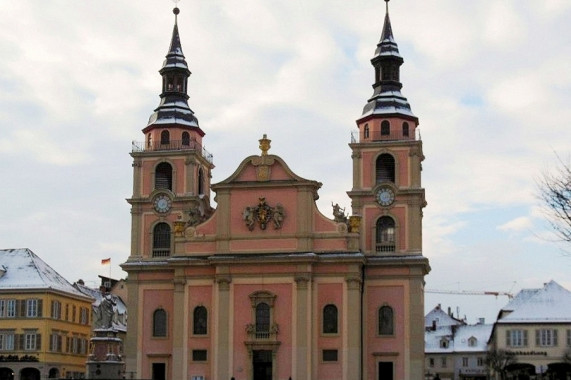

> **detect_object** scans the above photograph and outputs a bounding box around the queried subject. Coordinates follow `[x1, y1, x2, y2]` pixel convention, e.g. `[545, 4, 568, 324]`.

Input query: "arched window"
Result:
[376, 216, 395, 252]
[182, 131, 190, 146]
[147, 133, 152, 149]
[160, 130, 170, 145]
[198, 168, 204, 195]
[152, 223, 171, 257]
[381, 120, 390, 136]
[193, 306, 207, 335]
[402, 122, 409, 137]
[376, 154, 395, 183]
[255, 303, 270, 333]
[155, 162, 173, 190]
[364, 124, 370, 139]
[378, 305, 394, 335]
[153, 308, 167, 337]
[323, 304, 338, 334]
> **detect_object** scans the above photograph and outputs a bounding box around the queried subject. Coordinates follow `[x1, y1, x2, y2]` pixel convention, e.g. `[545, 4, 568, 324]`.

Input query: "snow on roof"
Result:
[425, 324, 493, 354]
[425, 305, 464, 328]
[498, 280, 571, 323]
[0, 248, 90, 299]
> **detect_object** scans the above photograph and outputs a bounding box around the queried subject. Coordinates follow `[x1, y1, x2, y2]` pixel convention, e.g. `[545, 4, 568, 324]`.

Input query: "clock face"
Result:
[377, 187, 395, 206]
[153, 194, 172, 213]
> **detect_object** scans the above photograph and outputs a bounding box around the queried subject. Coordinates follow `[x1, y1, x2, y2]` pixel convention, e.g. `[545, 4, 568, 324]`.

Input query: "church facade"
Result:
[122, 3, 429, 380]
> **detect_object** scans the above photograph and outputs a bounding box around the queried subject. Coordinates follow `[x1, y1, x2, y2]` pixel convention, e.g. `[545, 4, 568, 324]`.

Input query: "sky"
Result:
[1, 0, 570, 324]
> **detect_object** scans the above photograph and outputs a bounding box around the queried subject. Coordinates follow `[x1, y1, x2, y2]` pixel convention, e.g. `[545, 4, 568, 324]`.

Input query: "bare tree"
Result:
[539, 155, 571, 243]
[485, 349, 517, 380]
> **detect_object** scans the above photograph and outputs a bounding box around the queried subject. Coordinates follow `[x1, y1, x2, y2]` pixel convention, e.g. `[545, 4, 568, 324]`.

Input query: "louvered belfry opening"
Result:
[152, 223, 171, 257]
[376, 154, 395, 183]
[155, 163, 173, 190]
[376, 216, 396, 252]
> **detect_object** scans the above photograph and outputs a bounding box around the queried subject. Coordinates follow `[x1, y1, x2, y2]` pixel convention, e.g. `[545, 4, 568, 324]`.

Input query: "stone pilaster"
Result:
[214, 273, 232, 380]
[171, 276, 186, 380]
[294, 273, 311, 380]
[345, 275, 362, 380]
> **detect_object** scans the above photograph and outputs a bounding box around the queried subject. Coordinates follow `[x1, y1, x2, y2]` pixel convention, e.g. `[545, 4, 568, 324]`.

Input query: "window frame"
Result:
[153, 308, 168, 338]
[322, 304, 339, 335]
[378, 305, 394, 336]
[193, 306, 208, 335]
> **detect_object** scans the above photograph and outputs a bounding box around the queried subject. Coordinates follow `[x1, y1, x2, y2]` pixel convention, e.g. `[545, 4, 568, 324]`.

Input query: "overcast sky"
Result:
[1, 0, 570, 324]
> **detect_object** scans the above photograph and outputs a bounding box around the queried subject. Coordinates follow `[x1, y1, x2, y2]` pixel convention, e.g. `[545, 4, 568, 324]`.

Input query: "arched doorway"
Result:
[20, 368, 41, 380]
[546, 362, 571, 379]
[505, 363, 535, 380]
[48, 368, 60, 379]
[0, 368, 14, 380]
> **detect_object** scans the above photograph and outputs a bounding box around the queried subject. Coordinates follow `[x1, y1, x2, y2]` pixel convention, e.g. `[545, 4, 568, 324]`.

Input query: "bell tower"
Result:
[127, 6, 214, 261]
[348, 0, 425, 256]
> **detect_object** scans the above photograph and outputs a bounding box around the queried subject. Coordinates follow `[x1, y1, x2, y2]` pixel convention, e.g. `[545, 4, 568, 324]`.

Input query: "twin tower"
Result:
[122, 3, 429, 380]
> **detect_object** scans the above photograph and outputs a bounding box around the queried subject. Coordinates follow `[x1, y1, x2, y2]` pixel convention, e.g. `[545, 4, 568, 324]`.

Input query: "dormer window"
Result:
[440, 338, 449, 348]
[468, 337, 477, 347]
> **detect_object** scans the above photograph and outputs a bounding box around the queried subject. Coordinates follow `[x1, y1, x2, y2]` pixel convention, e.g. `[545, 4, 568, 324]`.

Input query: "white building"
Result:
[425, 305, 492, 380]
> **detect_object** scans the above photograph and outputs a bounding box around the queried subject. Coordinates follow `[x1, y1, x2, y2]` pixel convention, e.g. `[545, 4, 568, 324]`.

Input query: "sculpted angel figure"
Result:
[272, 204, 285, 229]
[243, 207, 255, 231]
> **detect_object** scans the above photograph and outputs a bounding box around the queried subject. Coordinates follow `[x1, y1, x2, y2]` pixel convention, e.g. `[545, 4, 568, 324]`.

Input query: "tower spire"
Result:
[144, 5, 203, 135]
[358, 0, 416, 122]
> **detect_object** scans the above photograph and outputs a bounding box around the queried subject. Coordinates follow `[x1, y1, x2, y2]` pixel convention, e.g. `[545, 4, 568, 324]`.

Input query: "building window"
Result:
[153, 223, 171, 257]
[155, 162, 173, 190]
[567, 329, 571, 346]
[364, 124, 370, 139]
[160, 130, 170, 145]
[378, 305, 394, 335]
[506, 329, 528, 347]
[468, 337, 477, 347]
[26, 299, 38, 317]
[428, 358, 434, 368]
[441, 357, 447, 368]
[376, 153, 395, 183]
[6, 300, 16, 317]
[477, 357, 484, 366]
[147, 133, 152, 149]
[462, 357, 469, 367]
[536, 329, 558, 347]
[322, 304, 338, 334]
[322, 349, 338, 362]
[51, 300, 61, 319]
[376, 216, 396, 252]
[153, 309, 167, 337]
[193, 306, 208, 335]
[402, 122, 409, 137]
[381, 120, 390, 136]
[192, 349, 207, 362]
[256, 303, 270, 334]
[24, 332, 38, 351]
[0, 332, 14, 350]
[182, 131, 190, 146]
[440, 339, 449, 349]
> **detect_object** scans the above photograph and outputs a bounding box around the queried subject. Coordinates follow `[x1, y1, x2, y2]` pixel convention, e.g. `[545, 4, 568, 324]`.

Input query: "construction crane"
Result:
[426, 289, 514, 299]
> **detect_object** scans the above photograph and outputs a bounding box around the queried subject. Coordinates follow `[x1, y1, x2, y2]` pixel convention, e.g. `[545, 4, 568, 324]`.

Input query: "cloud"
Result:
[497, 216, 533, 232]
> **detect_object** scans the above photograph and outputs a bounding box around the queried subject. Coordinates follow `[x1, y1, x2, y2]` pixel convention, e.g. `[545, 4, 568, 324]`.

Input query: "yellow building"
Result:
[0, 248, 94, 380]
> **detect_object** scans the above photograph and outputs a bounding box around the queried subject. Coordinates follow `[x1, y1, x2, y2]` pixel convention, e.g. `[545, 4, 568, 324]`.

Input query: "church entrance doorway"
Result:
[253, 350, 272, 380]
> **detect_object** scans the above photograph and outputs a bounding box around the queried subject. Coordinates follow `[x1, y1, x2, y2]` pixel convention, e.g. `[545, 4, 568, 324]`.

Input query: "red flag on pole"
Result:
[101, 258, 111, 265]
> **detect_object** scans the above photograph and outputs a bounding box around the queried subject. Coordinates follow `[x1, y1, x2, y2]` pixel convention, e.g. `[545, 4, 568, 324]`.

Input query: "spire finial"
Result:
[172, 0, 180, 25]
[384, 0, 390, 14]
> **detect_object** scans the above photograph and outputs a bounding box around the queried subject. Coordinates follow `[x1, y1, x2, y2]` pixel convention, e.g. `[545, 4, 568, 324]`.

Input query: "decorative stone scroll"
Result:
[242, 197, 285, 231]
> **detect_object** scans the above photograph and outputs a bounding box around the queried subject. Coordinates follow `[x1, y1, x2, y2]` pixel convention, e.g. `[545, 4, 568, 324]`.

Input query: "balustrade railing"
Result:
[132, 140, 213, 164]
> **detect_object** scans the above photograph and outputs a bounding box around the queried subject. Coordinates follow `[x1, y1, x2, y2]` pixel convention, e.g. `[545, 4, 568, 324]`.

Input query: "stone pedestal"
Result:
[86, 329, 125, 379]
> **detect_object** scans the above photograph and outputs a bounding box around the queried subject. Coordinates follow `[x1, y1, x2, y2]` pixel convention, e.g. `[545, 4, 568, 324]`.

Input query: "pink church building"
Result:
[122, 2, 430, 380]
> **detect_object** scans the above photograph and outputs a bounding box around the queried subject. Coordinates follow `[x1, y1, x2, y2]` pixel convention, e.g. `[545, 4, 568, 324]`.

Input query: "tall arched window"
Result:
[364, 124, 370, 139]
[381, 120, 390, 136]
[376, 216, 395, 252]
[193, 306, 207, 335]
[402, 122, 409, 137]
[182, 131, 190, 146]
[147, 133, 152, 149]
[155, 162, 173, 190]
[160, 130, 170, 145]
[376, 154, 395, 183]
[323, 304, 338, 334]
[378, 305, 394, 335]
[152, 223, 171, 257]
[153, 308, 167, 337]
[255, 303, 270, 333]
